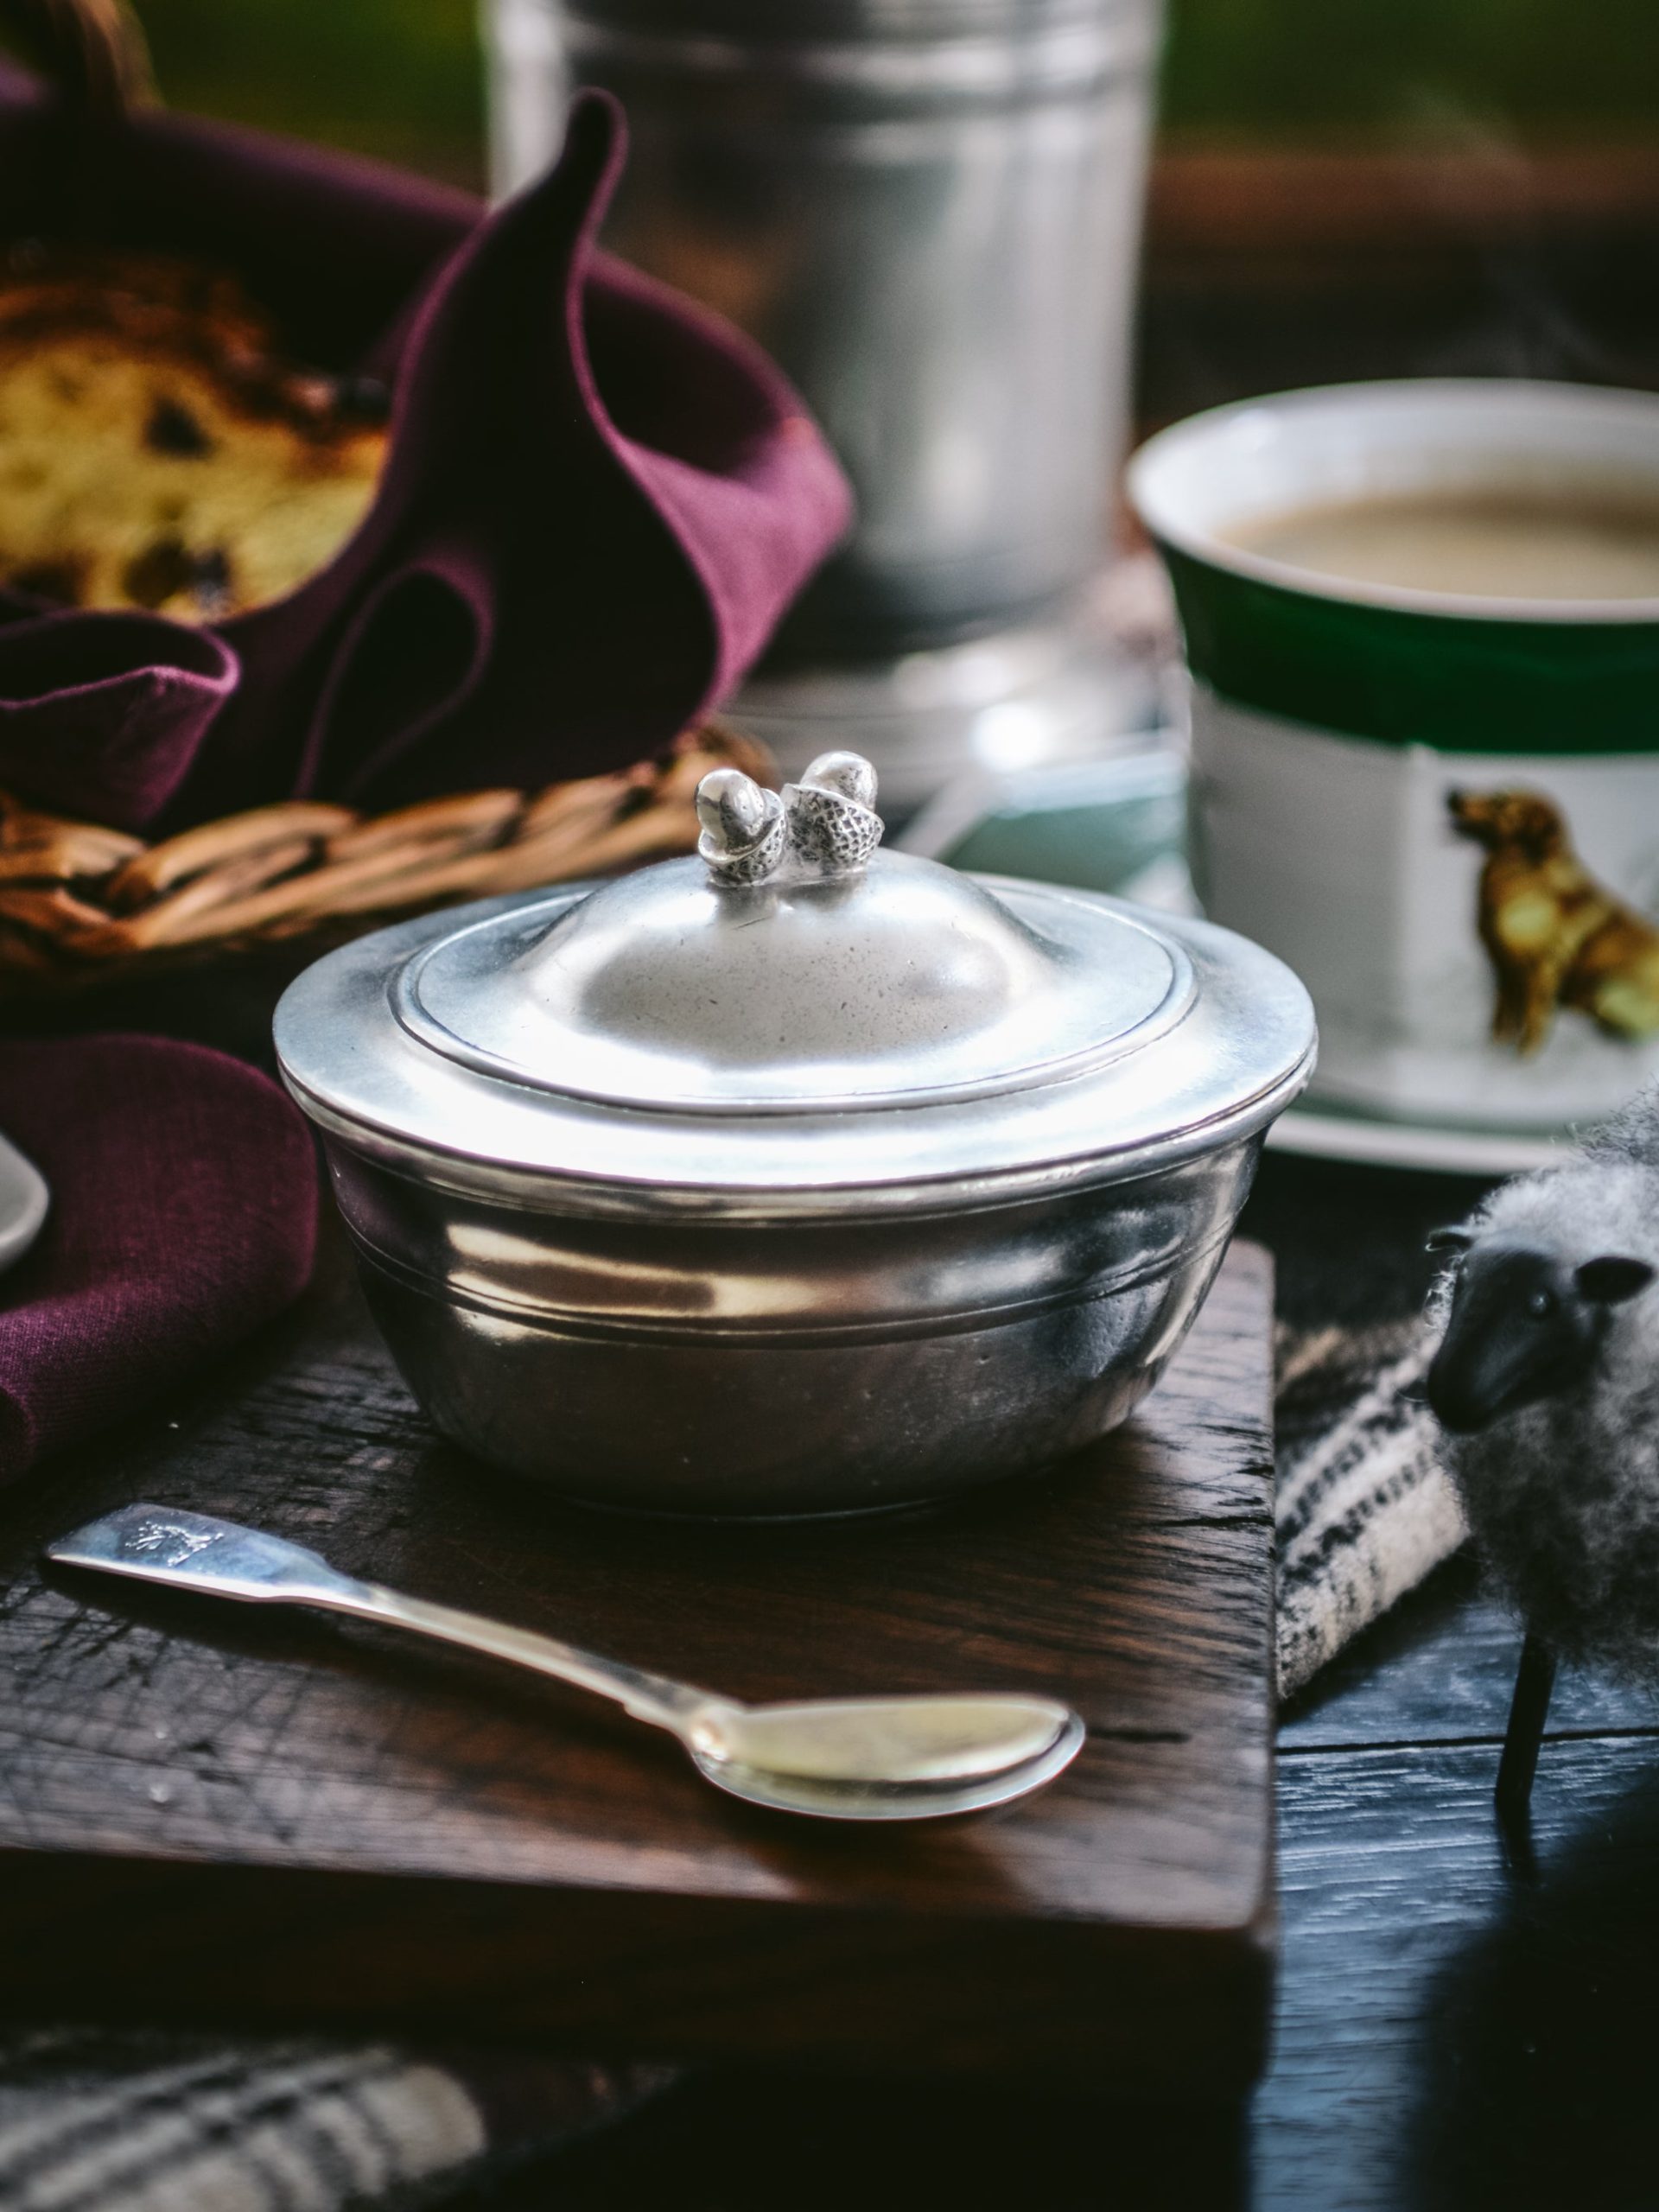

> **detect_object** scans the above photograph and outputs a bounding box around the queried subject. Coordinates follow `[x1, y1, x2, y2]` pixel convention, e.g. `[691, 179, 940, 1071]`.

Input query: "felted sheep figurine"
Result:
[1425, 1081, 1659, 1817]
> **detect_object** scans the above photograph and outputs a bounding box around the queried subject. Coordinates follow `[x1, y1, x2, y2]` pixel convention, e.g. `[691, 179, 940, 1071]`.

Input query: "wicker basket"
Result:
[0, 722, 772, 995]
[0, 4, 785, 996]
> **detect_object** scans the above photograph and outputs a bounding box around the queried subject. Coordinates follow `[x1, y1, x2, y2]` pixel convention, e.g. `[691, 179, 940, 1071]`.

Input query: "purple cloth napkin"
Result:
[0, 81, 852, 832]
[0, 1036, 317, 1481]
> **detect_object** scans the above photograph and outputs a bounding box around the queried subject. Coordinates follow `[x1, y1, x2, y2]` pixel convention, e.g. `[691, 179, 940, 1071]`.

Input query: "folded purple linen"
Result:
[0, 1036, 317, 1480]
[0, 80, 852, 832]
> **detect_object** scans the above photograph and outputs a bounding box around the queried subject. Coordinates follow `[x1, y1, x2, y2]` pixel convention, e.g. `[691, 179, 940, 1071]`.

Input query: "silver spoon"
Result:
[46, 1505, 1084, 1822]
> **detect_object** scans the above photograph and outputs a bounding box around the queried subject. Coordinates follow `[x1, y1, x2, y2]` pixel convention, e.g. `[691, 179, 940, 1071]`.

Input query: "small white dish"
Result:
[0, 1131, 49, 1274]
[1268, 1103, 1565, 1179]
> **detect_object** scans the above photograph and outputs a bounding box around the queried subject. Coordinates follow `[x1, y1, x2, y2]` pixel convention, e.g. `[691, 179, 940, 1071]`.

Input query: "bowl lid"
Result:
[275, 751, 1316, 1215]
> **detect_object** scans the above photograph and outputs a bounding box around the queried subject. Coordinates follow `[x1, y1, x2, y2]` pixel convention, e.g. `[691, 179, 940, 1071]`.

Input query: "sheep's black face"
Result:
[1427, 1238, 1655, 1433]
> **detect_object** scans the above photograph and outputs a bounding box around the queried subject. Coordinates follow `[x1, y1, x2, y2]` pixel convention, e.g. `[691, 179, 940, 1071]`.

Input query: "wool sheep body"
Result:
[1427, 1087, 1659, 1674]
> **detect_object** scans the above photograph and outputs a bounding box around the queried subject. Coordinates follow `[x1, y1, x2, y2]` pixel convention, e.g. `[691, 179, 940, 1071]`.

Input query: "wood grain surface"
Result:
[500, 1175, 1659, 2212]
[0, 1236, 1277, 2087]
[1258, 1560, 1659, 2212]
[453, 1566, 1659, 2212]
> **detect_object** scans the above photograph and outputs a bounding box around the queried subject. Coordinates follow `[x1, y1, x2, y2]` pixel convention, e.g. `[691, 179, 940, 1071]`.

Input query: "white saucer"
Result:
[0, 1131, 48, 1274]
[1268, 1103, 1567, 1179]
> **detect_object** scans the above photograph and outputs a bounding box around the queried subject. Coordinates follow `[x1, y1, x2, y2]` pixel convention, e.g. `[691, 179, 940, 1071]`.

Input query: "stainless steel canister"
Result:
[486, 0, 1163, 805]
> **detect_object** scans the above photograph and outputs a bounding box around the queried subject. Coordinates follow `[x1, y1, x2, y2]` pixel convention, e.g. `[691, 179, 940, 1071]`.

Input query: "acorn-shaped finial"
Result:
[785, 750, 882, 873]
[696, 767, 787, 884]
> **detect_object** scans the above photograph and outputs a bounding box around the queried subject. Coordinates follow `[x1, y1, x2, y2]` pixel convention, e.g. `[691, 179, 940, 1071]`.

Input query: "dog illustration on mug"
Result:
[1447, 787, 1659, 1054]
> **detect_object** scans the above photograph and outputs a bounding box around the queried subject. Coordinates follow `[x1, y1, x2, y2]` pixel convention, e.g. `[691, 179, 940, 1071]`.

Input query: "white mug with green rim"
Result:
[1128, 380, 1659, 1131]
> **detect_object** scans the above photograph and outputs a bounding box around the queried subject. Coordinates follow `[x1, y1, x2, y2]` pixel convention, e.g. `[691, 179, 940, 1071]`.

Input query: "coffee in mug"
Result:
[1223, 490, 1659, 603]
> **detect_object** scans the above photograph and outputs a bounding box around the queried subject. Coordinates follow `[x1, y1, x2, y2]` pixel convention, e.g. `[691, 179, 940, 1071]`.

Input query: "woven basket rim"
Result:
[0, 721, 773, 995]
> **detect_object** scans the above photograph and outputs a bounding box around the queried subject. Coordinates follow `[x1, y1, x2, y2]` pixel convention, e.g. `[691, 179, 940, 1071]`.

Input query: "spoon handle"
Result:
[46, 1503, 718, 1737]
[308, 1580, 711, 1734]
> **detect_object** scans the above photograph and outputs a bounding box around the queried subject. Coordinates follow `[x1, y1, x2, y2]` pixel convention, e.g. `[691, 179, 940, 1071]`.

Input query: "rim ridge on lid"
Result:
[391, 854, 1198, 1116]
[274, 747, 1317, 1216]
[276, 890, 1316, 1217]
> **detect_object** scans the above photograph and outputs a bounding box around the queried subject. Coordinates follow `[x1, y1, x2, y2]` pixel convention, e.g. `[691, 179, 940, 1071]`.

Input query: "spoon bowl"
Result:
[687, 1693, 1073, 1786]
[690, 1712, 1087, 1821]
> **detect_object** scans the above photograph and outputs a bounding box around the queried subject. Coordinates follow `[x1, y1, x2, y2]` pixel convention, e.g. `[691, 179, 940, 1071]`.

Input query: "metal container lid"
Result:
[275, 752, 1314, 1217]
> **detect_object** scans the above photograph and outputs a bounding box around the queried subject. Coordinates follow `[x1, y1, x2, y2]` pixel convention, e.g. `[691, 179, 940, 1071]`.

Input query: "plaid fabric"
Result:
[1274, 1316, 1465, 1698]
[0, 2030, 663, 2212]
[1243, 1145, 1495, 1703]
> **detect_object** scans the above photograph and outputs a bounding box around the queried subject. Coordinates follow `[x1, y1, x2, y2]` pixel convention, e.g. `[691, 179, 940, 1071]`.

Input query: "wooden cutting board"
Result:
[0, 1236, 1276, 2088]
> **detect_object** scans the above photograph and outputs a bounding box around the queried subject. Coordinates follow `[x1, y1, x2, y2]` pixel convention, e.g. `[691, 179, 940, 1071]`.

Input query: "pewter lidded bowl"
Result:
[274, 751, 1314, 1516]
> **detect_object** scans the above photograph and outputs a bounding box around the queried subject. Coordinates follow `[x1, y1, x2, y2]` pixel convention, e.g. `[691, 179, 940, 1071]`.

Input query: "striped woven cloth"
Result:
[0, 2029, 665, 2212]
[1274, 1313, 1465, 1697]
[1252, 1150, 1491, 1702]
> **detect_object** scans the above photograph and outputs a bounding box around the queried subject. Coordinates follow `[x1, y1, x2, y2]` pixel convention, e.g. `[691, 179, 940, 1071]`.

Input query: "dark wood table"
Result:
[8, 1130, 1657, 2209]
[0, 1243, 1276, 2090]
[488, 1154, 1659, 2211]
[496, 1554, 1659, 2212]
[1263, 1556, 1659, 2210]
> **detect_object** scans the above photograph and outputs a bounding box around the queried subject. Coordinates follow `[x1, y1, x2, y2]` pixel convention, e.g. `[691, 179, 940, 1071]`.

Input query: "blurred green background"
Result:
[1164, 0, 1659, 144]
[130, 0, 485, 181]
[115, 0, 1659, 189]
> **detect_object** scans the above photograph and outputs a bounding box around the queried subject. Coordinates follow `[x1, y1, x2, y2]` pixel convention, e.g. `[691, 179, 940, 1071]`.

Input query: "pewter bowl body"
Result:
[275, 760, 1313, 1516]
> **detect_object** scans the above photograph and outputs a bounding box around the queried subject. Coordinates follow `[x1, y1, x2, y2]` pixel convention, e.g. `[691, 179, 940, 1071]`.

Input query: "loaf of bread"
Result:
[0, 246, 388, 621]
